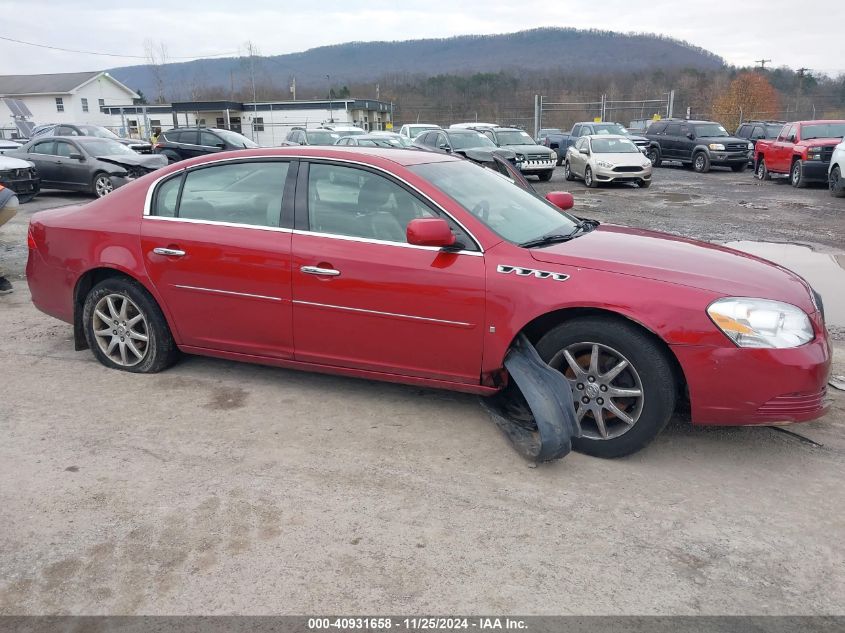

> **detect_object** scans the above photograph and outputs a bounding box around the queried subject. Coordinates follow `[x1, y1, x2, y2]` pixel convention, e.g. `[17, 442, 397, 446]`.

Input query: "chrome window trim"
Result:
[173, 284, 284, 302]
[293, 300, 474, 328]
[144, 215, 292, 233]
[291, 229, 482, 256]
[142, 153, 484, 254]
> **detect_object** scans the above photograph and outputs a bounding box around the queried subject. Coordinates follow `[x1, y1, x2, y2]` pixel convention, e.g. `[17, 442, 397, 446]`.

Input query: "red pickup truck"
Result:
[754, 120, 845, 187]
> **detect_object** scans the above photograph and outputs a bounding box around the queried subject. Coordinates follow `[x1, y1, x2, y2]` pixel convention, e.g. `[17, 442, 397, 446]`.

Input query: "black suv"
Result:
[734, 120, 785, 164]
[283, 128, 341, 146]
[645, 119, 752, 172]
[153, 127, 258, 163]
[412, 128, 517, 168]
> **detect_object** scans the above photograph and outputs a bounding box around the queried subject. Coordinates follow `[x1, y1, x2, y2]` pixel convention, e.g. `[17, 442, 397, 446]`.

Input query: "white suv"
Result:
[398, 124, 440, 140]
[830, 139, 845, 197]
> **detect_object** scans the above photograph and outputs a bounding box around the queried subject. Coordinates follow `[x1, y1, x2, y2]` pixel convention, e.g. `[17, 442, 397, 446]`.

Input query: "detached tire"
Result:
[82, 277, 178, 373]
[692, 151, 710, 173]
[535, 317, 677, 458]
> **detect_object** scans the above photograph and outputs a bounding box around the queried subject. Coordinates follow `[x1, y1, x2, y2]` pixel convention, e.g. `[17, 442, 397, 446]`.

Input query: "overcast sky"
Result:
[1, 0, 842, 77]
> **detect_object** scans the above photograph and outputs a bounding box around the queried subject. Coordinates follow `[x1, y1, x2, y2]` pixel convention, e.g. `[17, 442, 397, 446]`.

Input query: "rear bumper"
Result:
[672, 322, 832, 426]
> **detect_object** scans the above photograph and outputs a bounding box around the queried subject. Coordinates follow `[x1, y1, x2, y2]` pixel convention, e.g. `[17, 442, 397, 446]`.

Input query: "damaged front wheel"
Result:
[536, 317, 677, 458]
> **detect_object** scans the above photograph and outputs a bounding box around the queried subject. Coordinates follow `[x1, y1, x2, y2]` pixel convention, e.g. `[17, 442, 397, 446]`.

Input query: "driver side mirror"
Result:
[686, 132, 695, 140]
[545, 192, 574, 211]
[579, 147, 589, 155]
[406, 218, 456, 247]
[216, 143, 227, 149]
[438, 143, 451, 152]
[69, 153, 84, 161]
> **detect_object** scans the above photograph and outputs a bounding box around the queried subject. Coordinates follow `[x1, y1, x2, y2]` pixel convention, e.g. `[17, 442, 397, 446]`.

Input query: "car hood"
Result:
[529, 224, 815, 311]
[501, 144, 555, 155]
[590, 152, 651, 167]
[96, 153, 167, 169]
[0, 155, 34, 169]
[458, 147, 516, 160]
[697, 135, 747, 144]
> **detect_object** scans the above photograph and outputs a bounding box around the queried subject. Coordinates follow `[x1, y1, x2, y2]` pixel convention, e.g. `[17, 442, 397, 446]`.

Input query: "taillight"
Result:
[27, 224, 37, 250]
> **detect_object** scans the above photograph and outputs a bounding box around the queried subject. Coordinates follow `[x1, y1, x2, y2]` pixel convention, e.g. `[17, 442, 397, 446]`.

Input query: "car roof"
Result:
[160, 146, 460, 170]
[583, 134, 630, 140]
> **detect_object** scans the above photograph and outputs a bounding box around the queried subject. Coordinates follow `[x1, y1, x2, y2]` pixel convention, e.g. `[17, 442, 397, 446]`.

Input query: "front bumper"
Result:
[594, 165, 652, 183]
[672, 316, 831, 425]
[518, 158, 557, 173]
[0, 172, 40, 197]
[709, 151, 750, 166]
[802, 160, 831, 182]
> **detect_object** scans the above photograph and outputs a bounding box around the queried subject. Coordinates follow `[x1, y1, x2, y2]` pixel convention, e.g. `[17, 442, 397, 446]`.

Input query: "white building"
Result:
[0, 71, 393, 146]
[0, 71, 139, 137]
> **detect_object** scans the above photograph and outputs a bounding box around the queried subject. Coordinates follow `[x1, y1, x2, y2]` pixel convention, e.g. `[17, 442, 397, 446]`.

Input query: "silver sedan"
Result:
[564, 134, 653, 188]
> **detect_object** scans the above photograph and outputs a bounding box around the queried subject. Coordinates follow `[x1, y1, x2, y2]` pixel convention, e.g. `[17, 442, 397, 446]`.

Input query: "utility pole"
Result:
[290, 77, 296, 101]
[796, 68, 810, 118]
[755, 59, 771, 70]
[326, 74, 333, 123]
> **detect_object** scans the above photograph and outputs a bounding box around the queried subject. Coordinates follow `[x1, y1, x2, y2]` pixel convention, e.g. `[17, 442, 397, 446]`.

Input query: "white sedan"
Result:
[564, 134, 653, 188]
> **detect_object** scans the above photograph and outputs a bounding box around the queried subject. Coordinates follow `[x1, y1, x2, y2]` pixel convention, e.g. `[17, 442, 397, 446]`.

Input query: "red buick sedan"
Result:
[26, 147, 831, 457]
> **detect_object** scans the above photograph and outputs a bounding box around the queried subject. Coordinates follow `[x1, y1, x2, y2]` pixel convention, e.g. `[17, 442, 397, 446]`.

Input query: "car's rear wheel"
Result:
[535, 317, 677, 458]
[755, 158, 770, 181]
[646, 147, 661, 167]
[584, 166, 597, 188]
[791, 159, 807, 188]
[83, 277, 178, 373]
[92, 172, 114, 198]
[564, 161, 574, 181]
[830, 165, 845, 198]
[537, 169, 554, 182]
[692, 151, 710, 173]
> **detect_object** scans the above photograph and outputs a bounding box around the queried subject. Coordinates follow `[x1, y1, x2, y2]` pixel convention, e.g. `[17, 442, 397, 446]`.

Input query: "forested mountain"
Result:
[109, 28, 725, 102]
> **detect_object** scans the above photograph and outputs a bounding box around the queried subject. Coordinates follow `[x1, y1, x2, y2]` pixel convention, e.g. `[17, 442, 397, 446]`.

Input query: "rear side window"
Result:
[649, 122, 667, 134]
[152, 161, 289, 227]
[200, 131, 221, 147]
[179, 130, 199, 145]
[162, 131, 178, 143]
[665, 124, 681, 136]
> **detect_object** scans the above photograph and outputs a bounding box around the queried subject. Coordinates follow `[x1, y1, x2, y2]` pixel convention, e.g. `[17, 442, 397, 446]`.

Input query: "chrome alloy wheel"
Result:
[94, 174, 114, 198]
[92, 294, 149, 367]
[549, 342, 645, 440]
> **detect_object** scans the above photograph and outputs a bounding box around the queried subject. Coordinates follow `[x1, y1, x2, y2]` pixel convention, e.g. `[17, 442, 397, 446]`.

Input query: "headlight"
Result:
[708, 143, 725, 151]
[548, 152, 557, 161]
[515, 153, 525, 161]
[707, 298, 813, 348]
[807, 146, 823, 160]
[747, 142, 753, 150]
[596, 160, 614, 169]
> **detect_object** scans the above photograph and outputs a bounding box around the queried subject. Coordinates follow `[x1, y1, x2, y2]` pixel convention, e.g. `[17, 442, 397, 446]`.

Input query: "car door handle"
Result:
[300, 265, 340, 277]
[153, 247, 186, 257]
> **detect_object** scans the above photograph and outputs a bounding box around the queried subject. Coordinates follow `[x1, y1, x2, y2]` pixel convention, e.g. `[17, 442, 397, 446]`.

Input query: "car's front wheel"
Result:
[564, 161, 574, 181]
[791, 159, 807, 188]
[82, 277, 178, 373]
[584, 166, 598, 188]
[646, 147, 661, 167]
[92, 172, 114, 198]
[755, 158, 770, 181]
[692, 151, 710, 173]
[535, 317, 677, 458]
[830, 165, 845, 198]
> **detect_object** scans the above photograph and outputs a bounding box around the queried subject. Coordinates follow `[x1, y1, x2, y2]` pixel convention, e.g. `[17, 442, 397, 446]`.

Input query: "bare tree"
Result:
[144, 39, 170, 104]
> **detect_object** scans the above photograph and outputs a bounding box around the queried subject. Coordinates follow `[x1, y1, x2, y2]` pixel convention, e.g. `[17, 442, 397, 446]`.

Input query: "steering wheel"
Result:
[471, 199, 490, 222]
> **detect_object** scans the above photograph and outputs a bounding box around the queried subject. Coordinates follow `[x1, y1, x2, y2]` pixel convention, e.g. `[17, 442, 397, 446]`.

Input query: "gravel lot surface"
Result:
[1, 168, 843, 615]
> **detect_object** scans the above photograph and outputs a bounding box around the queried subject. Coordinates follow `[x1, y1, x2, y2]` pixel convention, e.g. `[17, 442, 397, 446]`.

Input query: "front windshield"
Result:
[79, 125, 119, 140]
[591, 138, 640, 153]
[802, 123, 845, 140]
[215, 129, 259, 148]
[306, 131, 340, 145]
[80, 139, 135, 155]
[334, 129, 365, 137]
[450, 132, 496, 150]
[410, 161, 577, 244]
[764, 125, 782, 138]
[496, 130, 536, 146]
[592, 124, 628, 135]
[694, 124, 729, 137]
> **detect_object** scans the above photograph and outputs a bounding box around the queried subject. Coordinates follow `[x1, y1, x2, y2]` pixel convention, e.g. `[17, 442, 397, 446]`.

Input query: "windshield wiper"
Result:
[519, 220, 595, 248]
